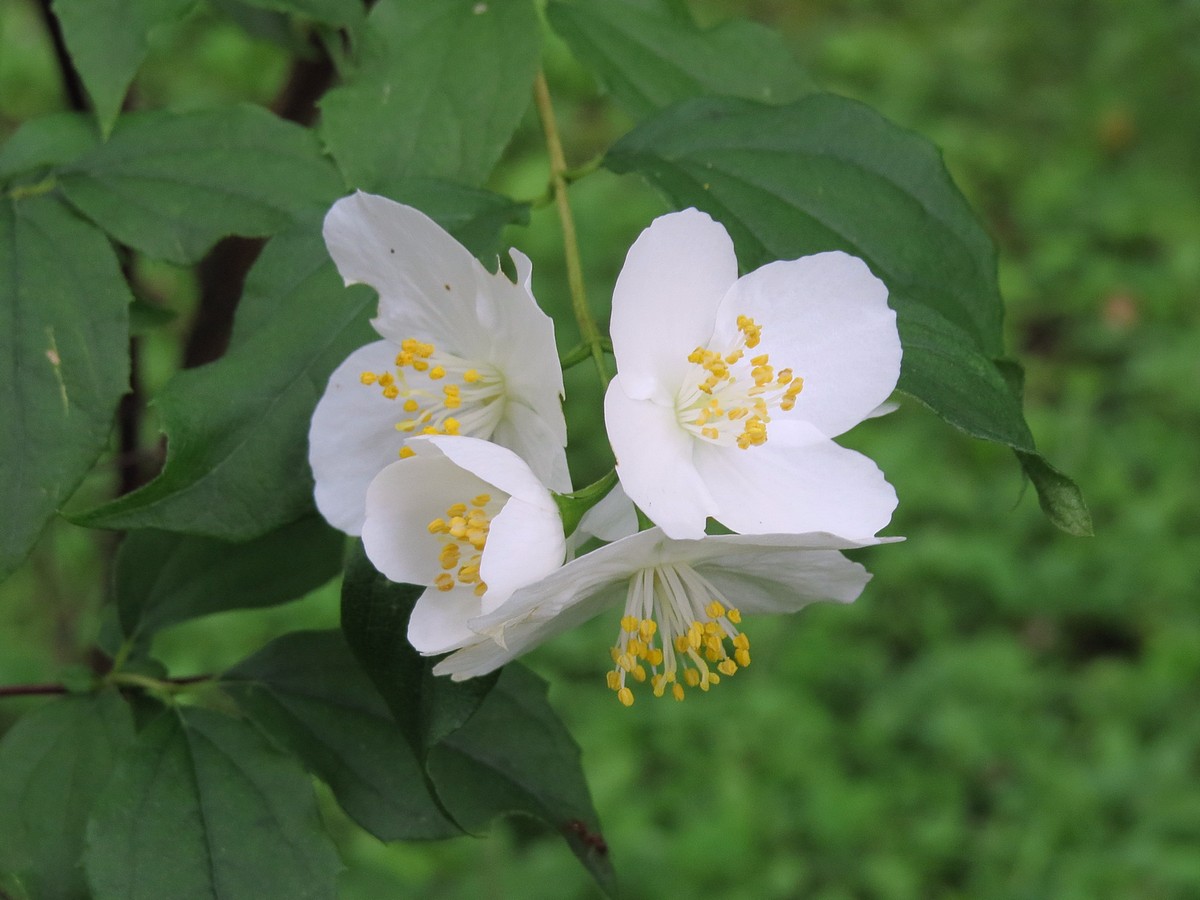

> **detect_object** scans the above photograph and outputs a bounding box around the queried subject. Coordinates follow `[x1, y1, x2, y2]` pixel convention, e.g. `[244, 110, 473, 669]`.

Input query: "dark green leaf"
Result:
[113, 516, 344, 639]
[0, 113, 97, 185]
[59, 106, 343, 264]
[0, 692, 135, 900]
[339, 542, 496, 754]
[319, 0, 541, 188]
[0, 195, 130, 579]
[430, 665, 618, 897]
[84, 706, 340, 900]
[222, 629, 459, 840]
[606, 94, 1088, 529]
[75, 188, 528, 539]
[236, 0, 363, 27]
[72, 219, 372, 538]
[547, 0, 815, 120]
[51, 0, 194, 137]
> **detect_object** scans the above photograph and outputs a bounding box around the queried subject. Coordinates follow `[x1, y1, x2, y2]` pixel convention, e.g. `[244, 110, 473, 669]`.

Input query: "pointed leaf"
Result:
[59, 106, 343, 265]
[339, 542, 497, 754]
[0, 113, 97, 184]
[114, 515, 344, 639]
[84, 706, 340, 900]
[74, 188, 527, 539]
[0, 692, 135, 900]
[430, 665, 618, 897]
[222, 629, 460, 841]
[0, 195, 130, 579]
[319, 0, 541, 188]
[547, 0, 815, 120]
[50, 0, 193, 137]
[606, 94, 1088, 530]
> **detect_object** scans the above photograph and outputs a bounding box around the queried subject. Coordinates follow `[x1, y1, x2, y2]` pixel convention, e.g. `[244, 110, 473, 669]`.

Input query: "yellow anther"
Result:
[378, 373, 395, 387]
[403, 399, 419, 413]
[398, 446, 415, 459]
[672, 683, 685, 702]
[446, 503, 467, 517]
[777, 368, 793, 383]
[727, 609, 742, 625]
[427, 518, 448, 534]
[750, 353, 769, 367]
[443, 418, 460, 435]
[421, 426, 440, 435]
[412, 359, 429, 372]
[382, 384, 400, 399]
[732, 633, 750, 650]
[718, 659, 738, 676]
[706, 601, 726, 619]
[701, 427, 719, 440]
[472, 494, 491, 506]
[606, 671, 621, 691]
[684, 669, 701, 688]
[464, 369, 481, 383]
[617, 653, 636, 672]
[621, 615, 640, 633]
[474, 581, 488, 597]
[647, 647, 664, 666]
[429, 365, 446, 380]
[397, 420, 417, 432]
[617, 687, 634, 707]
[652, 675, 667, 698]
[632, 665, 647, 683]
[736, 649, 751, 667]
[435, 574, 454, 592]
[466, 529, 487, 549]
[360, 371, 377, 385]
[639, 619, 657, 640]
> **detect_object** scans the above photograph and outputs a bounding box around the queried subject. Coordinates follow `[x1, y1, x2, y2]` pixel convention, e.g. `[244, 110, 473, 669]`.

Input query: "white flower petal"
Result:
[479, 496, 566, 611]
[605, 378, 717, 539]
[361, 455, 491, 586]
[716, 251, 900, 438]
[491, 402, 571, 493]
[693, 429, 898, 537]
[323, 191, 491, 358]
[408, 586, 488, 656]
[424, 435, 556, 509]
[609, 209, 738, 401]
[576, 481, 638, 544]
[698, 549, 870, 614]
[309, 340, 411, 535]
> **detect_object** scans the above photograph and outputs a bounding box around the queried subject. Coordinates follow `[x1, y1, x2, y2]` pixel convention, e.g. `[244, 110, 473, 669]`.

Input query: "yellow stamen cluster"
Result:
[679, 315, 803, 449]
[607, 599, 750, 707]
[426, 493, 494, 597]
[359, 338, 507, 458]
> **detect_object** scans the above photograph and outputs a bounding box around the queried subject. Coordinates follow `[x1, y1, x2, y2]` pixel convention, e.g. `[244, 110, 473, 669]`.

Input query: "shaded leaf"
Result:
[319, 0, 541, 188]
[51, 0, 193, 137]
[0, 692, 135, 900]
[113, 515, 344, 639]
[547, 0, 815, 120]
[0, 195, 130, 579]
[0, 113, 97, 185]
[606, 94, 1088, 529]
[1017, 451, 1094, 536]
[59, 106, 343, 265]
[222, 629, 460, 840]
[84, 706, 340, 900]
[237, 0, 363, 27]
[430, 665, 618, 897]
[339, 542, 496, 754]
[75, 187, 528, 539]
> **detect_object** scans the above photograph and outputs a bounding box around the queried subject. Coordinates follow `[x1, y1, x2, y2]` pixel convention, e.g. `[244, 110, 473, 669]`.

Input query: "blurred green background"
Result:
[2, 0, 1199, 897]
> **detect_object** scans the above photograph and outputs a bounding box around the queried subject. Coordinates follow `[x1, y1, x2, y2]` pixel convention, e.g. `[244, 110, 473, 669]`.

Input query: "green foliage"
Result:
[0, 194, 130, 579]
[547, 0, 815, 119]
[84, 705, 342, 900]
[318, 0, 542, 188]
[0, 692, 133, 900]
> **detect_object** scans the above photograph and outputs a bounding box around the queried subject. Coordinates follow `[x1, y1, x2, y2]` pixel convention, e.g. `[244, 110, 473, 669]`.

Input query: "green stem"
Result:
[559, 341, 593, 369]
[106, 672, 212, 696]
[533, 71, 610, 388]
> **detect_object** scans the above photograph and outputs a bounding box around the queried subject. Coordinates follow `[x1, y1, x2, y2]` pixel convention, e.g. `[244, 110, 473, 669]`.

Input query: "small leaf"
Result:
[236, 0, 364, 27]
[606, 94, 1088, 529]
[0, 692, 135, 900]
[222, 629, 460, 841]
[339, 542, 496, 754]
[58, 106, 343, 265]
[1017, 451, 1094, 536]
[319, 0, 541, 188]
[74, 187, 529, 539]
[547, 0, 815, 120]
[430, 665, 618, 897]
[50, 0, 193, 137]
[0, 113, 97, 185]
[0, 195, 130, 579]
[84, 706, 340, 900]
[113, 515, 345, 639]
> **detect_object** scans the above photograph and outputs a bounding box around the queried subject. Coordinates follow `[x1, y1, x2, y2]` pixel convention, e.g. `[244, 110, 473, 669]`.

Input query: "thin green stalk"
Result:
[533, 71, 610, 388]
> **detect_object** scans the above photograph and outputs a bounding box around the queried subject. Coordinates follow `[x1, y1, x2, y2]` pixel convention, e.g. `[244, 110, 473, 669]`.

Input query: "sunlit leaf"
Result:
[319, 0, 541, 188]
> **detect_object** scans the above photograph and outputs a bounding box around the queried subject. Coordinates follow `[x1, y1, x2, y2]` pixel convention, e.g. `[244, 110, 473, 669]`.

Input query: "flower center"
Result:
[361, 338, 506, 457]
[676, 315, 803, 449]
[606, 564, 752, 706]
[426, 492, 500, 597]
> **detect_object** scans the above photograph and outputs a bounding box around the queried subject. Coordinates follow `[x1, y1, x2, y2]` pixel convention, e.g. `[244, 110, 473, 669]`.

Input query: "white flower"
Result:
[604, 209, 902, 540]
[309, 191, 569, 535]
[429, 527, 890, 705]
[361, 435, 567, 656]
